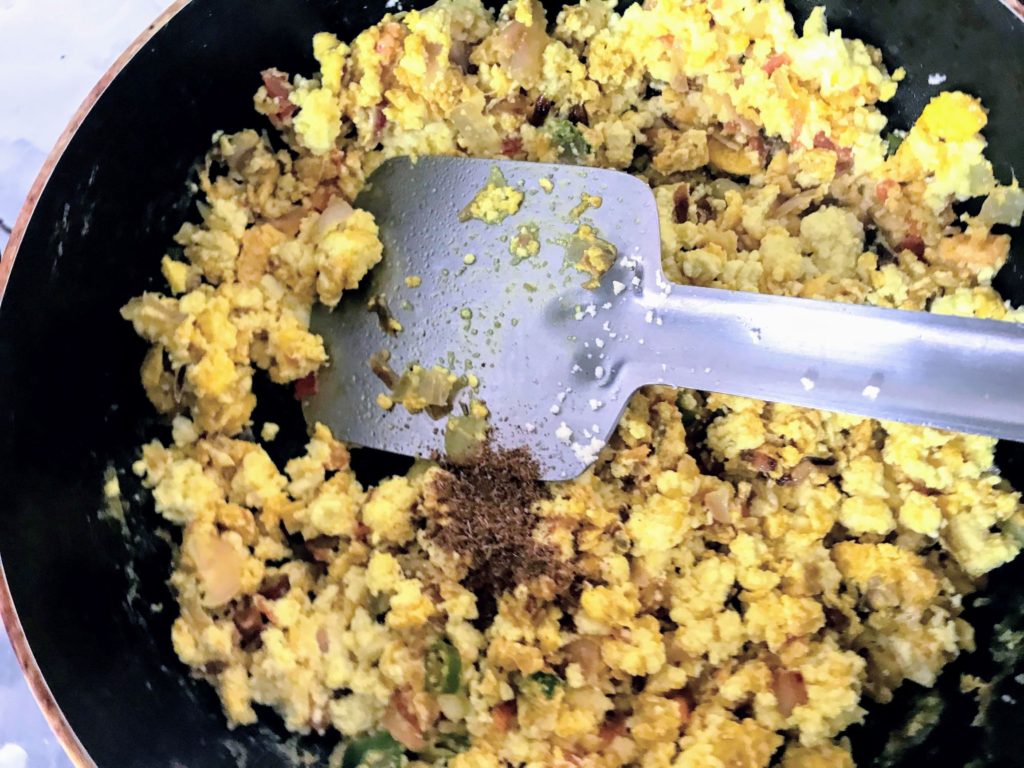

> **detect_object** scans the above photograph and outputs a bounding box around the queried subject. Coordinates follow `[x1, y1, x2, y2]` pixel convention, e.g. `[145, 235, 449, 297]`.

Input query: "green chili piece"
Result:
[341, 732, 403, 768]
[425, 638, 462, 694]
[884, 131, 905, 157]
[529, 671, 564, 699]
[548, 119, 591, 162]
[431, 730, 471, 758]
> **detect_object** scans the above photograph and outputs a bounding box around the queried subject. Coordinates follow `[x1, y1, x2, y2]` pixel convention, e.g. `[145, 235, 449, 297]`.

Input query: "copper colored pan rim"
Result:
[1004, 0, 1024, 19]
[0, 3, 191, 765]
[0, 566, 94, 767]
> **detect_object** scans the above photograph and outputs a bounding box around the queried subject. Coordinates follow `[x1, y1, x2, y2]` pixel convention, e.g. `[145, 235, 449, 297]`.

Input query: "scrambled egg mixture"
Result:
[462, 166, 526, 223]
[121, 0, 1024, 765]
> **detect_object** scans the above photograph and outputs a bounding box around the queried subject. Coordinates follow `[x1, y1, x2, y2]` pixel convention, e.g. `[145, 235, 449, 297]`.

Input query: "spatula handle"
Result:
[633, 284, 1024, 441]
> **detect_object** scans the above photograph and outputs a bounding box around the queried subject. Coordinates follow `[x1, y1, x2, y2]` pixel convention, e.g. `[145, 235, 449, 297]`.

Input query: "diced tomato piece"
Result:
[813, 131, 853, 173]
[501, 136, 524, 157]
[294, 373, 318, 400]
[876, 179, 898, 203]
[372, 104, 388, 140]
[491, 701, 517, 732]
[898, 233, 926, 258]
[261, 69, 297, 125]
[763, 53, 790, 75]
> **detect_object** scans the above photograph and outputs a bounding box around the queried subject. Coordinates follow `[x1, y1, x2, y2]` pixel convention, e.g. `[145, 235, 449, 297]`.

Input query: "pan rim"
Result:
[1003, 0, 1024, 19]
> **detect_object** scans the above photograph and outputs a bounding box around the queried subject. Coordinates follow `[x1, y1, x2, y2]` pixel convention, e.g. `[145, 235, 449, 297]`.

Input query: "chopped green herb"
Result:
[548, 118, 591, 162]
[529, 671, 564, 699]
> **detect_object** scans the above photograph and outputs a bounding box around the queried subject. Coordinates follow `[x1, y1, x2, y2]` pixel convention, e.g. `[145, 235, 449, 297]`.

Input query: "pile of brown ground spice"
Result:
[429, 446, 572, 598]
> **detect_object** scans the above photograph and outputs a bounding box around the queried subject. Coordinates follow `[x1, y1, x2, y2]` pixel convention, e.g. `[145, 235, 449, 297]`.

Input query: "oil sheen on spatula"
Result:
[306, 156, 1024, 481]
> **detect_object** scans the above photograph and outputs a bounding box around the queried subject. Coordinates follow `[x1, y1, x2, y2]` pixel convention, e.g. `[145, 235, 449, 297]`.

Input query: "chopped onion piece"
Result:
[496, 2, 549, 84]
[192, 532, 244, 608]
[565, 638, 601, 681]
[313, 197, 354, 239]
[773, 669, 809, 716]
[704, 486, 731, 524]
[978, 184, 1024, 227]
[452, 100, 501, 155]
[383, 691, 425, 751]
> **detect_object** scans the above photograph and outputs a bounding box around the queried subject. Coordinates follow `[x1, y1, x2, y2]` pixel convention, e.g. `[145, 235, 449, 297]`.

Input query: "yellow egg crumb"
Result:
[460, 167, 524, 224]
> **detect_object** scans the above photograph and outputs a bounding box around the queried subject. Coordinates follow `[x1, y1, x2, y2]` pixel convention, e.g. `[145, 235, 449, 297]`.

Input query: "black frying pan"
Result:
[1, 1, 1022, 765]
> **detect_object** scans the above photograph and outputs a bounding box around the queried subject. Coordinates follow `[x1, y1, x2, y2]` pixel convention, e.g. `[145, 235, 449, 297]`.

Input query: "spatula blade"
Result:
[305, 156, 660, 480]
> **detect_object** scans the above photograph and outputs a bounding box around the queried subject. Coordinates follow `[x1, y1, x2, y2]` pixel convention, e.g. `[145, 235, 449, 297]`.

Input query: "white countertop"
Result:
[0, 1, 171, 764]
[0, 0, 171, 253]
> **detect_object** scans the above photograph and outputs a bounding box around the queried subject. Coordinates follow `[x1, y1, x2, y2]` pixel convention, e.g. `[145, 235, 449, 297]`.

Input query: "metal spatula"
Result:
[305, 156, 1024, 481]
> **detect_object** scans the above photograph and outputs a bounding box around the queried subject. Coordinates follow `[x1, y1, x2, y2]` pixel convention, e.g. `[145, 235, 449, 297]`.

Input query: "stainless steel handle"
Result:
[630, 284, 1024, 441]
